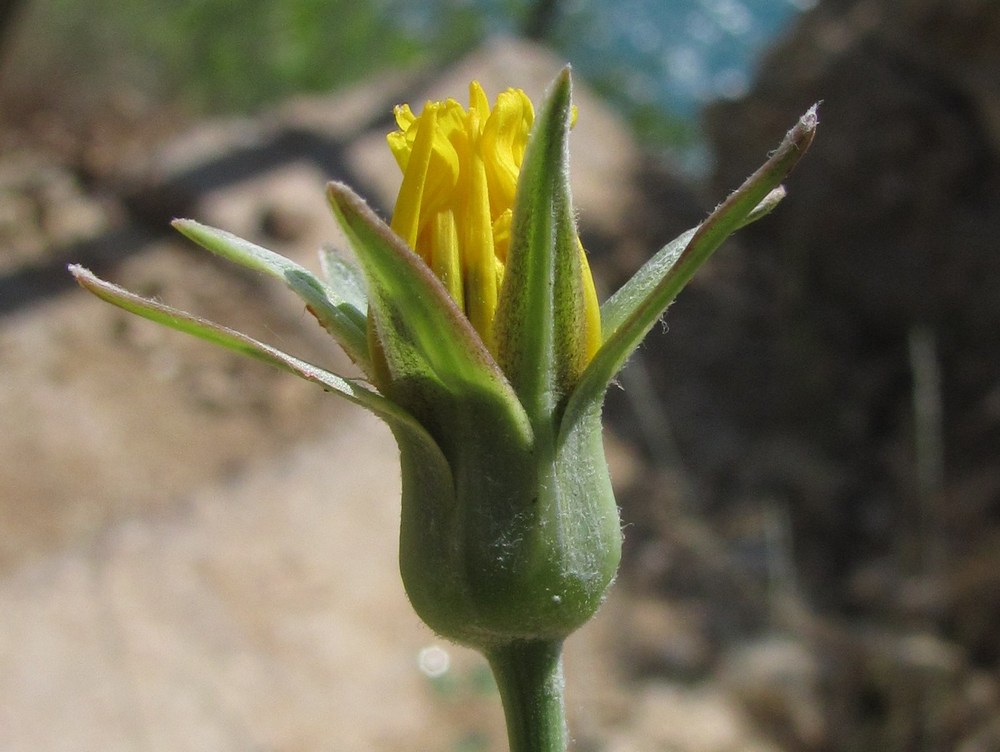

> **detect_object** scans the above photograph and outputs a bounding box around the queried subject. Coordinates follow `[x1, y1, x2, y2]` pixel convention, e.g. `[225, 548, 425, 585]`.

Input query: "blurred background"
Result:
[0, 0, 813, 167]
[1, 0, 998, 750]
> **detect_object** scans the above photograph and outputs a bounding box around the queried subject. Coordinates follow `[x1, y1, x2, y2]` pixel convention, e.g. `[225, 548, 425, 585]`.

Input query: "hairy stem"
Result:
[487, 639, 567, 752]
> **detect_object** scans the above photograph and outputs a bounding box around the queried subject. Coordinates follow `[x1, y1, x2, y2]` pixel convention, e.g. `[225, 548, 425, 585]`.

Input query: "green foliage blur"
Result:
[8, 0, 698, 156]
[27, 0, 490, 113]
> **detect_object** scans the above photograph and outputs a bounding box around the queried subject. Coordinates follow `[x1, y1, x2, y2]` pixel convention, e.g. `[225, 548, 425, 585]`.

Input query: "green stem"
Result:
[487, 639, 567, 752]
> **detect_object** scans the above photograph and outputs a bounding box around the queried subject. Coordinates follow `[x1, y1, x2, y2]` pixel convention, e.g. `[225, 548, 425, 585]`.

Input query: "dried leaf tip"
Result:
[788, 104, 820, 150]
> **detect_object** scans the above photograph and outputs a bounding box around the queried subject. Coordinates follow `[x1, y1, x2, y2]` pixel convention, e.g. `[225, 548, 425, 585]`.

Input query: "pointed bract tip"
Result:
[327, 180, 378, 229]
[801, 103, 820, 131]
[326, 181, 356, 222]
[326, 180, 415, 258]
[326, 180, 356, 213]
[790, 103, 820, 144]
[68, 264, 105, 295]
[772, 104, 818, 167]
[546, 66, 573, 107]
[67, 263, 88, 281]
[171, 218, 211, 243]
[739, 186, 787, 228]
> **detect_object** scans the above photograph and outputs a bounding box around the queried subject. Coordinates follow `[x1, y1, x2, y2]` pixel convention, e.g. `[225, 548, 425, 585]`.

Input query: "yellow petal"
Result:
[462, 110, 498, 342]
[429, 210, 463, 309]
[481, 89, 533, 213]
[386, 81, 597, 365]
[390, 102, 439, 254]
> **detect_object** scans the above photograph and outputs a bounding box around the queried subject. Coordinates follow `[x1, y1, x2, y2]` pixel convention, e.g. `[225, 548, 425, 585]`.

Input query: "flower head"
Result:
[387, 84, 529, 313]
[70, 68, 816, 651]
[384, 82, 600, 362]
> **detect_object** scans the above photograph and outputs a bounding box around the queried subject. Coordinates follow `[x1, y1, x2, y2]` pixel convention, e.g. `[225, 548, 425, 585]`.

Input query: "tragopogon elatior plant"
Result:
[72, 69, 815, 751]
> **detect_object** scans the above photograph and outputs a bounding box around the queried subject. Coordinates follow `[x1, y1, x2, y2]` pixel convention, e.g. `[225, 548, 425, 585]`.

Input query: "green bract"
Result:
[71, 69, 816, 653]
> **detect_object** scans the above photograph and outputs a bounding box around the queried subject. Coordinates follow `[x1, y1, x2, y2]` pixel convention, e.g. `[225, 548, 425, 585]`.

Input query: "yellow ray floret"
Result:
[387, 81, 600, 359]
